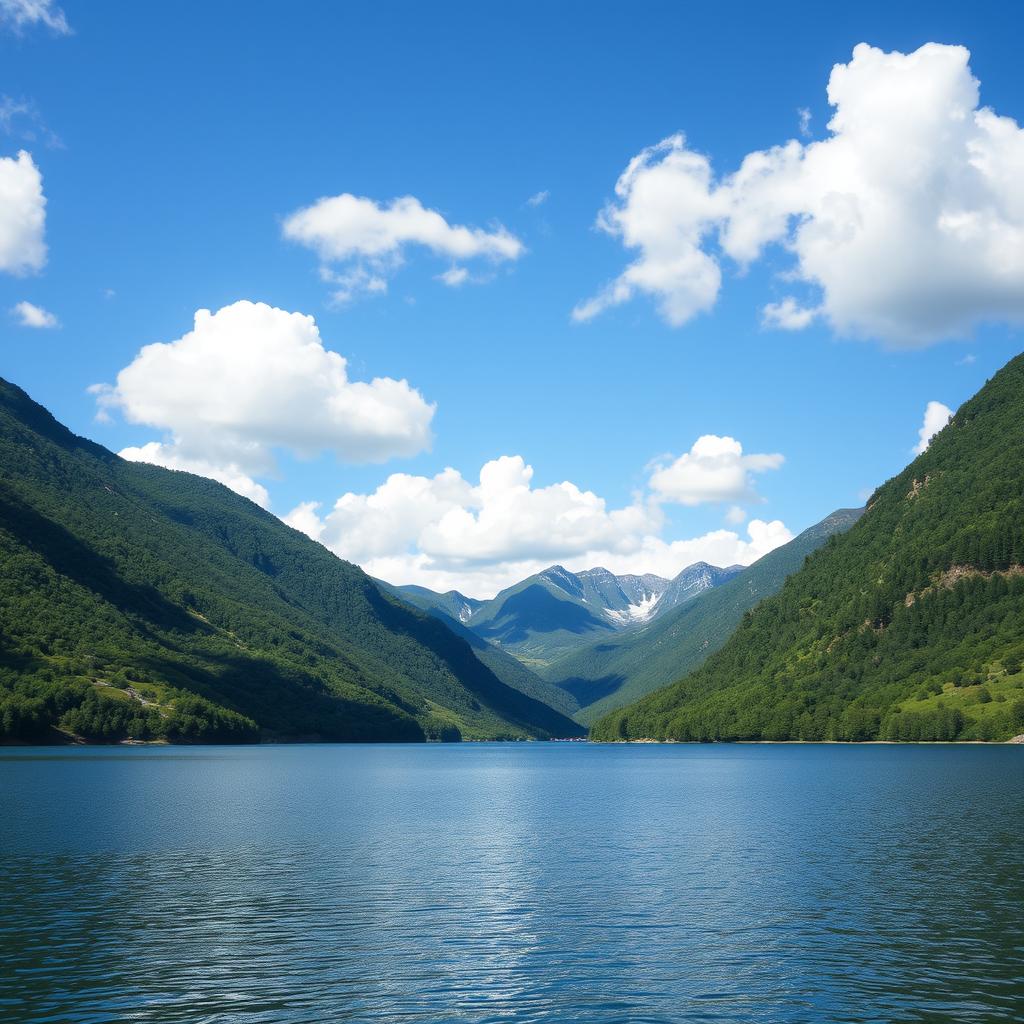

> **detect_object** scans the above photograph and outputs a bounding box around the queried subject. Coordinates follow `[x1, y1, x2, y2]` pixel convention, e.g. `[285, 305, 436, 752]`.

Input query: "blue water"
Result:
[1, 743, 1022, 1023]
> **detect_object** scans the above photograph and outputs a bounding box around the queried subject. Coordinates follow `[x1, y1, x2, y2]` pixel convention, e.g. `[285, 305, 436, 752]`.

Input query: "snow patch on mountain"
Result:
[606, 590, 663, 625]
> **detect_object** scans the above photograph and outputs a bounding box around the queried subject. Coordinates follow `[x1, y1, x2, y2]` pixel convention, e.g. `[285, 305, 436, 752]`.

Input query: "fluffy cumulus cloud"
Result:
[913, 400, 953, 455]
[0, 0, 69, 34]
[0, 150, 46, 274]
[283, 193, 524, 303]
[762, 297, 817, 331]
[286, 447, 792, 597]
[577, 42, 1024, 346]
[93, 300, 435, 508]
[573, 136, 725, 327]
[11, 299, 56, 327]
[648, 435, 784, 505]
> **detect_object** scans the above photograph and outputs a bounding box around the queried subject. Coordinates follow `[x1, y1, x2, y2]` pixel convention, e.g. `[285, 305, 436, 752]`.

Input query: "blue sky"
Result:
[1, 1, 1022, 596]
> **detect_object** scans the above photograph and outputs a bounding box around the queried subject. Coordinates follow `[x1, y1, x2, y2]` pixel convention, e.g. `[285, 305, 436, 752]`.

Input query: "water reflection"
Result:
[1, 744, 1022, 1022]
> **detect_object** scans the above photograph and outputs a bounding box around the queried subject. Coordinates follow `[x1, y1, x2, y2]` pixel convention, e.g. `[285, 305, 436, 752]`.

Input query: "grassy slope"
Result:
[0, 378, 581, 743]
[593, 354, 1024, 743]
[547, 509, 862, 725]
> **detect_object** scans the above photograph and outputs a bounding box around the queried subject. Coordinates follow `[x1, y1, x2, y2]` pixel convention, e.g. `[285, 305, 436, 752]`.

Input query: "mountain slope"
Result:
[388, 584, 483, 625]
[549, 510, 862, 724]
[453, 561, 740, 668]
[466, 567, 618, 666]
[644, 562, 744, 622]
[0, 378, 582, 743]
[593, 356, 1024, 743]
[375, 580, 580, 719]
[572, 568, 669, 620]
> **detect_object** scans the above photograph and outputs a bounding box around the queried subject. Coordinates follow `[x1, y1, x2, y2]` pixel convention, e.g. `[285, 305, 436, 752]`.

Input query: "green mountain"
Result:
[0, 377, 583, 744]
[384, 583, 483, 625]
[375, 580, 580, 719]
[462, 567, 616, 667]
[456, 562, 738, 669]
[593, 355, 1024, 743]
[547, 509, 862, 725]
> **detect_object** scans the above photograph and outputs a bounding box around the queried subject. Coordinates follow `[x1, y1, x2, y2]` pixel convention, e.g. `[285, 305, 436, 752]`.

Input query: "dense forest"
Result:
[545, 509, 862, 724]
[0, 378, 583, 744]
[592, 354, 1024, 743]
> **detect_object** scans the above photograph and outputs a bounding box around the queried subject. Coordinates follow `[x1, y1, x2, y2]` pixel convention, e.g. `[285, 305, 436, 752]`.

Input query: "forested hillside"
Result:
[0, 378, 583, 744]
[548, 509, 861, 724]
[593, 355, 1024, 743]
[375, 580, 580, 719]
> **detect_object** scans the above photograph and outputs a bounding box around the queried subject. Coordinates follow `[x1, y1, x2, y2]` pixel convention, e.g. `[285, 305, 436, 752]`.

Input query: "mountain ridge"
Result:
[390, 558, 744, 670]
[374, 578, 580, 718]
[592, 354, 1024, 743]
[546, 509, 862, 724]
[0, 377, 583, 744]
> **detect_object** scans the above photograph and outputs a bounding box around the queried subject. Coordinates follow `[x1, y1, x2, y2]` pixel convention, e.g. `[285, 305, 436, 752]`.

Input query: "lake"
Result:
[1, 743, 1022, 1023]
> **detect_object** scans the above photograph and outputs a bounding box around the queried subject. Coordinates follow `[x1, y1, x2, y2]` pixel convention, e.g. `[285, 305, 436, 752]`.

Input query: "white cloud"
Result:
[11, 299, 56, 327]
[0, 97, 29, 134]
[527, 190, 550, 207]
[281, 500, 326, 540]
[577, 42, 1024, 346]
[0, 0, 69, 34]
[437, 266, 469, 287]
[286, 448, 792, 598]
[762, 296, 817, 330]
[0, 96, 60, 148]
[725, 504, 747, 525]
[0, 149, 46, 274]
[648, 435, 784, 506]
[913, 400, 953, 455]
[302, 456, 651, 569]
[320, 264, 388, 305]
[283, 193, 523, 302]
[798, 107, 812, 138]
[119, 443, 271, 509]
[572, 135, 724, 326]
[957, 353, 976, 365]
[93, 300, 435, 504]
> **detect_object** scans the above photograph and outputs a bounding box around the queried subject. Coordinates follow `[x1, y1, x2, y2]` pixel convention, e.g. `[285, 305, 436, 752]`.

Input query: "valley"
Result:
[3, 353, 1024, 745]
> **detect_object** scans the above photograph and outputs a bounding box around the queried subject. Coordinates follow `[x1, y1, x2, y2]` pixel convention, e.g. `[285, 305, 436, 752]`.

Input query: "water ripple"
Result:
[1, 743, 1022, 1022]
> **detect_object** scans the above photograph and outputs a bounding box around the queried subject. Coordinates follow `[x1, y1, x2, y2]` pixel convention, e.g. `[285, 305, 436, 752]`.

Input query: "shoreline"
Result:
[598, 736, 1024, 745]
[3, 735, 1023, 747]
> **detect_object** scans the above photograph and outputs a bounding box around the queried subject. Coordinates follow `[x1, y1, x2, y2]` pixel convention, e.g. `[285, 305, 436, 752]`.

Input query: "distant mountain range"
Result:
[380, 532, 884, 724]
[386, 584, 483, 625]
[374, 580, 578, 719]
[6, 349, 1023, 746]
[383, 514, 862, 725]
[0, 377, 583, 744]
[592, 354, 1024, 744]
[389, 561, 743, 670]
